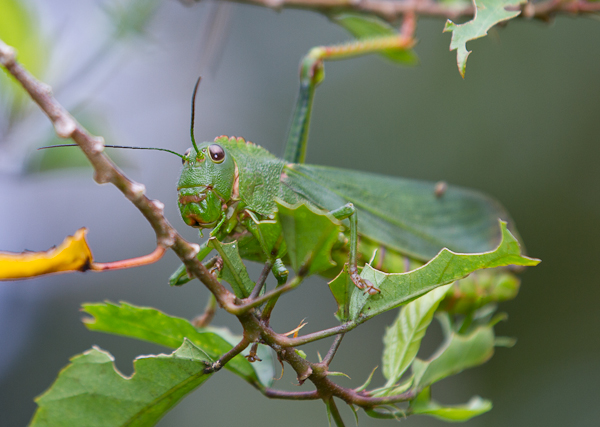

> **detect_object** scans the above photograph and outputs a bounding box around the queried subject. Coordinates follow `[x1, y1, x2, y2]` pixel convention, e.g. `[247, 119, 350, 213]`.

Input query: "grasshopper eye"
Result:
[208, 144, 225, 163]
[183, 148, 192, 164]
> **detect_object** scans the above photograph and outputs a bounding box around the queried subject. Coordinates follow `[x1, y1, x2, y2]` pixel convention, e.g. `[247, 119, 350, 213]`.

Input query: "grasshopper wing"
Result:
[282, 164, 520, 261]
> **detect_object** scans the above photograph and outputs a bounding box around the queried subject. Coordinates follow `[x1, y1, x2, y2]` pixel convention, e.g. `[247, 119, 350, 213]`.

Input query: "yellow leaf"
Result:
[0, 228, 93, 280]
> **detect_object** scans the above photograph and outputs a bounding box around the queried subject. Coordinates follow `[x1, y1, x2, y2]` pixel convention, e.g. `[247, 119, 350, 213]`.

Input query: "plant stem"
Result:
[205, 335, 252, 373]
[263, 388, 320, 400]
[249, 260, 274, 299]
[321, 334, 344, 367]
[327, 397, 346, 427]
[192, 293, 217, 327]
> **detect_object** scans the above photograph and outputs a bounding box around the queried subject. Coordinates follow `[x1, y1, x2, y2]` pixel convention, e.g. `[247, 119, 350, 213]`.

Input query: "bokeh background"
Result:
[1, 0, 599, 425]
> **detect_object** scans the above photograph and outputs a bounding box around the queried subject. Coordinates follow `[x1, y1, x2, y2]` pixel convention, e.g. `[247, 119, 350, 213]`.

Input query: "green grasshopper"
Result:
[168, 67, 518, 295]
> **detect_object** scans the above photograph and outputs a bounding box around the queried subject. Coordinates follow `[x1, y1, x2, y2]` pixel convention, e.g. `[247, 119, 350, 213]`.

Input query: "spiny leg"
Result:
[329, 203, 379, 295]
[283, 35, 414, 164]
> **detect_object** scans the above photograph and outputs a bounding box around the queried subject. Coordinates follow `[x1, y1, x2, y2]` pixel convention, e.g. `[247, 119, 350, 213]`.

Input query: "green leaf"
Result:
[277, 201, 341, 276]
[350, 221, 539, 322]
[412, 325, 495, 389]
[444, 0, 525, 77]
[0, 0, 47, 113]
[381, 284, 452, 388]
[82, 302, 273, 388]
[246, 214, 286, 258]
[438, 269, 520, 314]
[332, 13, 419, 65]
[30, 339, 212, 427]
[327, 266, 355, 322]
[410, 387, 492, 421]
[209, 239, 255, 298]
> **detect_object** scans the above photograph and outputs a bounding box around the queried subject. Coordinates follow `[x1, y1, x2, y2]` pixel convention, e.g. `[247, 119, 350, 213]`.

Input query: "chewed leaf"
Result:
[0, 228, 93, 280]
[350, 221, 539, 322]
[328, 267, 355, 322]
[444, 0, 525, 77]
[209, 239, 255, 298]
[82, 302, 274, 388]
[410, 387, 492, 421]
[246, 215, 286, 258]
[30, 340, 212, 427]
[277, 201, 341, 276]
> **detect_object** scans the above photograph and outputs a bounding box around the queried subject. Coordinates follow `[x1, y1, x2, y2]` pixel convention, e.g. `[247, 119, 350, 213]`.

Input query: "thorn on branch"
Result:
[128, 182, 146, 200]
[93, 169, 112, 185]
[0, 41, 16, 66]
[151, 199, 165, 214]
[53, 116, 77, 138]
[91, 136, 105, 154]
[186, 243, 201, 260]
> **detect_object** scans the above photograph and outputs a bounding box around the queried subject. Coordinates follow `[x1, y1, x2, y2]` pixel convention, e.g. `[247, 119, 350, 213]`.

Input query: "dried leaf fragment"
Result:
[0, 228, 93, 280]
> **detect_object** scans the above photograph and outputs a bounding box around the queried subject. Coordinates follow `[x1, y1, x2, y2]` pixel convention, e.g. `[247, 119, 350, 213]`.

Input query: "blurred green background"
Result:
[0, 1, 599, 426]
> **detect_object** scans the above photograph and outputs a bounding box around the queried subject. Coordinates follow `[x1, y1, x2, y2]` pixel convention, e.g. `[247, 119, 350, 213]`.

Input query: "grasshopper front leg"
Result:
[329, 203, 379, 295]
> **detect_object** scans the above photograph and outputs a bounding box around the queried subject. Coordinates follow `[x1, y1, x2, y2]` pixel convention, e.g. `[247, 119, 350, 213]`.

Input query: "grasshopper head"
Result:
[177, 142, 235, 228]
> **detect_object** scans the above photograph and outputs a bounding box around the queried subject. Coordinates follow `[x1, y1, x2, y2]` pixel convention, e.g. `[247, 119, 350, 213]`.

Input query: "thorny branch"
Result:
[0, 38, 417, 408]
[190, 0, 600, 22]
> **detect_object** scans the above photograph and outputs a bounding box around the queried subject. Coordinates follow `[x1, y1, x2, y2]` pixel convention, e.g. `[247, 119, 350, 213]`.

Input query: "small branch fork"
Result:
[196, 0, 600, 22]
[0, 39, 415, 410]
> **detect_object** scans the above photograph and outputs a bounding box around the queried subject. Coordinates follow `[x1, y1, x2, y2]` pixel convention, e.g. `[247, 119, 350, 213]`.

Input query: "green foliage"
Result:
[82, 302, 273, 388]
[439, 269, 520, 314]
[444, 0, 526, 77]
[27, 213, 535, 426]
[381, 284, 452, 389]
[410, 388, 492, 421]
[277, 201, 341, 275]
[30, 340, 213, 427]
[328, 266, 356, 321]
[347, 221, 538, 323]
[209, 239, 255, 298]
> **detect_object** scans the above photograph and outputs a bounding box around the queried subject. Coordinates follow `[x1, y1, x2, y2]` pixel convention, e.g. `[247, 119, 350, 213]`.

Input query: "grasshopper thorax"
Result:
[177, 142, 236, 228]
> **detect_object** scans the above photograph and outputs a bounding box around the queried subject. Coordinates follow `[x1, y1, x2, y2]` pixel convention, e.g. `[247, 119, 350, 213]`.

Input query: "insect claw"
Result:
[349, 266, 380, 294]
[203, 360, 222, 374]
[209, 257, 224, 277]
[365, 282, 381, 295]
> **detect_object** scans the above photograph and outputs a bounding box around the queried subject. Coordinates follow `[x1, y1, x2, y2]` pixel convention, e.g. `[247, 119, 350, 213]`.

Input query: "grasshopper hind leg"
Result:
[329, 203, 380, 295]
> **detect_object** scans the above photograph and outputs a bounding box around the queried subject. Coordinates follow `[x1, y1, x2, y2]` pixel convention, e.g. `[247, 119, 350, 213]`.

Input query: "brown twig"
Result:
[192, 0, 600, 22]
[321, 333, 345, 367]
[263, 388, 320, 400]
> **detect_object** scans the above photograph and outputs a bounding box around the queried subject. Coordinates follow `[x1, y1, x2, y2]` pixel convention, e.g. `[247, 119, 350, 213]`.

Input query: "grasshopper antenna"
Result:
[37, 144, 185, 159]
[190, 76, 202, 154]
